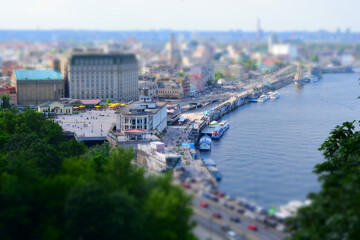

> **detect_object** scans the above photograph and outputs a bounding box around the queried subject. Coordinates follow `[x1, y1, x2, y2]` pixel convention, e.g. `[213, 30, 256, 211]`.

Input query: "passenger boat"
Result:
[199, 135, 212, 151]
[250, 97, 258, 102]
[309, 75, 318, 83]
[257, 94, 269, 103]
[208, 166, 222, 181]
[219, 120, 230, 131]
[211, 120, 230, 139]
[269, 92, 280, 100]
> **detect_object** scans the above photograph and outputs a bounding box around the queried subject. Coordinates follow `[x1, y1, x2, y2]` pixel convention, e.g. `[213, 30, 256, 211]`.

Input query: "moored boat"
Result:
[309, 75, 318, 82]
[269, 92, 280, 100]
[199, 135, 212, 151]
[257, 94, 269, 103]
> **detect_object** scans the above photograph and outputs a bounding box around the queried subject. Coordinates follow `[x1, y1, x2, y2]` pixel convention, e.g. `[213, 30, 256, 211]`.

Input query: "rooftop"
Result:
[14, 69, 63, 81]
[116, 101, 167, 116]
[70, 53, 137, 65]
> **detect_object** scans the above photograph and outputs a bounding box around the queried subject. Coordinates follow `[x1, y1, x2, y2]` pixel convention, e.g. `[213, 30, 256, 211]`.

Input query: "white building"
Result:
[115, 101, 167, 133]
[68, 53, 138, 101]
[269, 44, 298, 58]
[137, 142, 181, 172]
[191, 64, 214, 85]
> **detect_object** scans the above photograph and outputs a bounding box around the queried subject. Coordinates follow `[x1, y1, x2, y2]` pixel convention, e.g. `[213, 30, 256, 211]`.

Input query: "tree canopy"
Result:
[287, 121, 360, 240]
[0, 110, 197, 240]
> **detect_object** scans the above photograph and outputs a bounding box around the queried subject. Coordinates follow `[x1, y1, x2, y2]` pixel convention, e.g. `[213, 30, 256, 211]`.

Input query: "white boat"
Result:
[219, 120, 230, 131]
[199, 135, 212, 151]
[309, 75, 318, 82]
[270, 92, 280, 100]
[257, 94, 269, 103]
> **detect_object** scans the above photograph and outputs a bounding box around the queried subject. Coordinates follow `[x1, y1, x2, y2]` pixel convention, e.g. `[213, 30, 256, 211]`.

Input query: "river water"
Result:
[198, 72, 360, 208]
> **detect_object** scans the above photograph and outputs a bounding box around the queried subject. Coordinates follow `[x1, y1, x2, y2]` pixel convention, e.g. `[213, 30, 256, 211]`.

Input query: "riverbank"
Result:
[197, 72, 360, 209]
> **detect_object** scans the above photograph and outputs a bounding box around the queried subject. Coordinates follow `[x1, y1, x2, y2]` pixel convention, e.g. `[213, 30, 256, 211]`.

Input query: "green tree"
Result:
[287, 121, 360, 240]
[215, 72, 225, 82]
[0, 110, 197, 240]
[310, 55, 319, 63]
[0, 94, 10, 109]
[243, 59, 257, 71]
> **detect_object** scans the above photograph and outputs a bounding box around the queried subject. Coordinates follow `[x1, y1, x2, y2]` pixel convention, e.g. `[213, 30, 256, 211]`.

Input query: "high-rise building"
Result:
[68, 53, 138, 101]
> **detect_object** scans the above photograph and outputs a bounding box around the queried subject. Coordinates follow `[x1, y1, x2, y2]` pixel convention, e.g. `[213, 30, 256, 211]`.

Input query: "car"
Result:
[202, 193, 211, 199]
[200, 202, 209, 208]
[237, 208, 245, 214]
[226, 231, 240, 240]
[276, 224, 287, 232]
[264, 219, 277, 228]
[216, 192, 225, 197]
[182, 183, 191, 189]
[212, 213, 222, 219]
[210, 196, 219, 202]
[248, 224, 258, 231]
[244, 211, 256, 220]
[221, 225, 231, 232]
[255, 215, 265, 223]
[223, 202, 235, 210]
[230, 216, 241, 223]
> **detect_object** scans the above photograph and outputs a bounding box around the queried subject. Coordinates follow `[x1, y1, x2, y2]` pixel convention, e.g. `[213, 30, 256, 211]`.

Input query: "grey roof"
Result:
[38, 101, 71, 108]
[70, 53, 137, 65]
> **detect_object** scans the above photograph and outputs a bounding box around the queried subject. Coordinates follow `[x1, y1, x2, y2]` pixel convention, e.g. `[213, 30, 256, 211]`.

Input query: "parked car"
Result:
[182, 183, 191, 189]
[225, 195, 236, 201]
[221, 225, 231, 232]
[202, 193, 211, 199]
[255, 215, 265, 223]
[216, 192, 225, 197]
[200, 202, 209, 208]
[237, 208, 245, 214]
[248, 224, 258, 231]
[227, 231, 240, 240]
[244, 211, 256, 220]
[223, 202, 235, 210]
[210, 196, 219, 202]
[212, 213, 222, 219]
[230, 216, 241, 223]
[264, 219, 277, 228]
[276, 224, 287, 232]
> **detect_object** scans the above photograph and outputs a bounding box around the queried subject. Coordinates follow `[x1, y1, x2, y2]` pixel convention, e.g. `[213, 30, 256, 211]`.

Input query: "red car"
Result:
[200, 202, 209, 208]
[248, 224, 258, 231]
[212, 213, 222, 219]
[216, 192, 225, 197]
[182, 183, 191, 189]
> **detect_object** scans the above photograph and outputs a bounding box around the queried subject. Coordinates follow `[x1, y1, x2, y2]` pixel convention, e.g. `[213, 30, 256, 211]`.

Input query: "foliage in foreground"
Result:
[287, 121, 360, 240]
[0, 109, 197, 240]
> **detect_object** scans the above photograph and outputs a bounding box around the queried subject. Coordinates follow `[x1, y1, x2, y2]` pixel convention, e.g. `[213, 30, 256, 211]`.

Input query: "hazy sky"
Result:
[1, 0, 359, 31]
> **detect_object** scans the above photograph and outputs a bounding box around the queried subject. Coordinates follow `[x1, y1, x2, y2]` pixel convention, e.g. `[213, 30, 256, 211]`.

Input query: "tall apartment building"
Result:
[68, 53, 138, 101]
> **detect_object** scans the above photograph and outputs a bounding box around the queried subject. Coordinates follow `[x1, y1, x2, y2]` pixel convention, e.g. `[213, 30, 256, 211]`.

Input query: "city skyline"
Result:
[1, 0, 360, 32]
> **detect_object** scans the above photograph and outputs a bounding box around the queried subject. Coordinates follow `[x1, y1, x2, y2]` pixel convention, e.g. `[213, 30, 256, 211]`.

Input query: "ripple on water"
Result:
[198, 73, 360, 208]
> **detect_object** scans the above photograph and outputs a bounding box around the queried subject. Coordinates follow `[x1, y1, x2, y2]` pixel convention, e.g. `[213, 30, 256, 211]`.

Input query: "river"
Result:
[198, 72, 360, 208]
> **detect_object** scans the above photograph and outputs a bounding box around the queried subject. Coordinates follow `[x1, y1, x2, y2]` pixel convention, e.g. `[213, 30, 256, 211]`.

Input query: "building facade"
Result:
[2, 61, 22, 77]
[115, 101, 167, 133]
[12, 70, 64, 105]
[155, 77, 189, 99]
[191, 64, 214, 86]
[0, 86, 17, 104]
[137, 142, 181, 172]
[68, 53, 138, 102]
[138, 80, 158, 98]
[38, 101, 73, 114]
